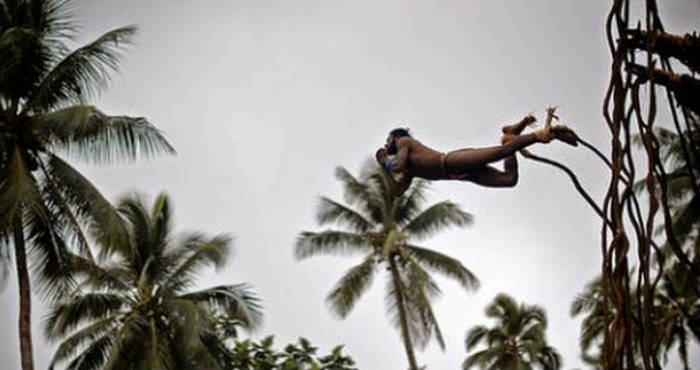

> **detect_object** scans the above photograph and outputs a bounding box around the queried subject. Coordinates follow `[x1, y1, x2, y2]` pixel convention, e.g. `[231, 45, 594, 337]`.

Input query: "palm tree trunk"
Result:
[13, 216, 35, 370]
[388, 255, 419, 370]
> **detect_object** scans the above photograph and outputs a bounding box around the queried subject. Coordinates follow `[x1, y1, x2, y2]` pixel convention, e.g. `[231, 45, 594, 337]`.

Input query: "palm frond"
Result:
[27, 25, 137, 110]
[394, 178, 429, 225]
[520, 304, 547, 330]
[35, 105, 175, 163]
[519, 323, 546, 344]
[672, 194, 699, 245]
[116, 193, 152, 264]
[58, 332, 114, 370]
[316, 196, 373, 232]
[64, 253, 132, 292]
[570, 278, 605, 316]
[334, 166, 369, 205]
[295, 230, 372, 259]
[384, 272, 423, 349]
[0, 19, 52, 99]
[102, 313, 149, 370]
[465, 325, 488, 351]
[384, 262, 436, 350]
[580, 311, 606, 352]
[36, 157, 93, 259]
[366, 171, 394, 220]
[403, 257, 444, 349]
[462, 348, 496, 370]
[48, 316, 119, 369]
[536, 346, 562, 370]
[163, 234, 232, 292]
[403, 256, 441, 301]
[0, 146, 42, 233]
[334, 166, 384, 223]
[160, 298, 218, 368]
[403, 201, 472, 240]
[45, 154, 127, 256]
[150, 192, 172, 255]
[25, 197, 77, 300]
[486, 293, 519, 321]
[406, 244, 479, 291]
[325, 256, 376, 318]
[570, 277, 610, 353]
[198, 330, 236, 368]
[485, 327, 509, 346]
[178, 283, 263, 331]
[45, 292, 126, 339]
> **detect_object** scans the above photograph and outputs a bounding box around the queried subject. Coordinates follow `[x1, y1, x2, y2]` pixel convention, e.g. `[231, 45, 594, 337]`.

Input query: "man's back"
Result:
[396, 137, 444, 180]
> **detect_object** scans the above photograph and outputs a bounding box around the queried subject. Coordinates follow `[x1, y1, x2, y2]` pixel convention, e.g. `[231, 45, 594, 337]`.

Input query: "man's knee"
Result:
[504, 173, 518, 187]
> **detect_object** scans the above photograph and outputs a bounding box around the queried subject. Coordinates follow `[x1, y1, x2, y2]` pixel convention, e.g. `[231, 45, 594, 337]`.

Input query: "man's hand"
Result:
[376, 147, 397, 172]
[376, 148, 389, 165]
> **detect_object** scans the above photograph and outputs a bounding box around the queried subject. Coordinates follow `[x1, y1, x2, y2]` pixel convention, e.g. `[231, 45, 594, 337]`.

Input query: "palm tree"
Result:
[464, 293, 561, 370]
[296, 165, 478, 370]
[635, 121, 700, 249]
[655, 263, 700, 370]
[570, 275, 644, 369]
[570, 276, 616, 368]
[659, 120, 699, 259]
[0, 1, 173, 368]
[44, 193, 263, 370]
[630, 119, 699, 369]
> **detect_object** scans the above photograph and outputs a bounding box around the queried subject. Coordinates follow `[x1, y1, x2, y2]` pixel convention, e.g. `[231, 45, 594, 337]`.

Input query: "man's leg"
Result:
[454, 118, 528, 187]
[454, 115, 536, 187]
[444, 130, 547, 173]
[444, 110, 577, 183]
[461, 163, 518, 187]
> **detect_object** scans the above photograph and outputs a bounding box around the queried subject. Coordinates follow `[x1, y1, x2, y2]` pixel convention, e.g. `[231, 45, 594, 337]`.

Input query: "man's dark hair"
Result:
[389, 128, 411, 138]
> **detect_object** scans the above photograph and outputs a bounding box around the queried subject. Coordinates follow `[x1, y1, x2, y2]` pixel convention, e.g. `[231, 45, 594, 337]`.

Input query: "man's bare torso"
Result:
[395, 137, 445, 180]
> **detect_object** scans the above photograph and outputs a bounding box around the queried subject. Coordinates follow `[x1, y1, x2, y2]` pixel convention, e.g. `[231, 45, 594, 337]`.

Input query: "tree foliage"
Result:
[571, 270, 699, 370]
[1, 1, 174, 368]
[464, 293, 561, 370]
[212, 336, 358, 370]
[297, 164, 477, 370]
[44, 193, 262, 370]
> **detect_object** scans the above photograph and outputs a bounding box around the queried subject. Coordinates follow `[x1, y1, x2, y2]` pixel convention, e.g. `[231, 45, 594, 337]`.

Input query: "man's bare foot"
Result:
[502, 114, 537, 135]
[552, 125, 579, 146]
[534, 126, 553, 142]
[501, 133, 516, 144]
[534, 106, 557, 143]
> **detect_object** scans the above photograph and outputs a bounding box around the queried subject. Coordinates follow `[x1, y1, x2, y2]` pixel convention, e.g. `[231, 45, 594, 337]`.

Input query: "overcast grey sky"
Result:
[1, 1, 699, 369]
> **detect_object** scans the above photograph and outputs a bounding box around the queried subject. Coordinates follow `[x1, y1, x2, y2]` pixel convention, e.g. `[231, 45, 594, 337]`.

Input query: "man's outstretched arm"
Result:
[380, 168, 413, 197]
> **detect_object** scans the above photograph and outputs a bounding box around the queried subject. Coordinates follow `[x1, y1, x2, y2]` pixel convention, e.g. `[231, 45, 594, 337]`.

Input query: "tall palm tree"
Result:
[464, 293, 561, 370]
[44, 193, 263, 370]
[655, 263, 700, 370]
[570, 276, 617, 368]
[630, 119, 699, 369]
[0, 1, 174, 369]
[296, 165, 478, 370]
[570, 275, 642, 369]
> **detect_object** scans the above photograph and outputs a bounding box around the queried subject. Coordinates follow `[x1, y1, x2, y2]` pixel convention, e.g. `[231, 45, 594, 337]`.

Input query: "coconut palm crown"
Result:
[44, 193, 262, 370]
[464, 293, 561, 370]
[296, 165, 478, 370]
[1, 1, 174, 369]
